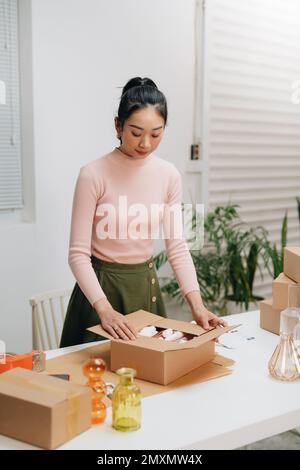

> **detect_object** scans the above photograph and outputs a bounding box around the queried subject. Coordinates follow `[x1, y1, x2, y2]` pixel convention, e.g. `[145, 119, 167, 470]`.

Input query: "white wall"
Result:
[0, 0, 196, 352]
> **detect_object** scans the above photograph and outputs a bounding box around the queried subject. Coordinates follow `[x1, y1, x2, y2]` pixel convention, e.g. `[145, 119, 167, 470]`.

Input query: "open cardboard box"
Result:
[88, 310, 238, 385]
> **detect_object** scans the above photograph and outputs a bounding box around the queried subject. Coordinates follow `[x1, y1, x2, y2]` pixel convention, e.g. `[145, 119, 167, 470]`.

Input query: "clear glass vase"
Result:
[280, 284, 300, 334]
[268, 333, 300, 381]
[268, 284, 300, 381]
[293, 322, 300, 359]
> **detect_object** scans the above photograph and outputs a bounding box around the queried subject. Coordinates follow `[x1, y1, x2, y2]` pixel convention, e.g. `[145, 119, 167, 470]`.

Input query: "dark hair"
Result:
[117, 77, 168, 132]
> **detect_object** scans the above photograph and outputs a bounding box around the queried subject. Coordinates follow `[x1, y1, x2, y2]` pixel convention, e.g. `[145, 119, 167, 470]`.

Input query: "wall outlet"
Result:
[190, 143, 201, 160]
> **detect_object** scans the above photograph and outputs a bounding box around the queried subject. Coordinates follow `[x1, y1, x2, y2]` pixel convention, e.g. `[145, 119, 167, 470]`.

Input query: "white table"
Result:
[1, 310, 300, 450]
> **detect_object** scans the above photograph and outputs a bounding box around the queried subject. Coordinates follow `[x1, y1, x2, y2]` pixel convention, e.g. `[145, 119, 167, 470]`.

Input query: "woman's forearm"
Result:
[93, 297, 112, 316]
[185, 290, 205, 312]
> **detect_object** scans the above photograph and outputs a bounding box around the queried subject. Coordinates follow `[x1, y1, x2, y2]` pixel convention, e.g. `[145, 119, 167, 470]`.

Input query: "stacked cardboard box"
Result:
[260, 247, 300, 335]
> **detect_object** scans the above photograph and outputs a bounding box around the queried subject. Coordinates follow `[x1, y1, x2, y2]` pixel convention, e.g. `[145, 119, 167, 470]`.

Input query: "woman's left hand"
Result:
[192, 306, 228, 330]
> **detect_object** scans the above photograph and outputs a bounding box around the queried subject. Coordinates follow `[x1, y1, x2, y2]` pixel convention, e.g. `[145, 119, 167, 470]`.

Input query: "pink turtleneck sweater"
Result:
[68, 147, 200, 307]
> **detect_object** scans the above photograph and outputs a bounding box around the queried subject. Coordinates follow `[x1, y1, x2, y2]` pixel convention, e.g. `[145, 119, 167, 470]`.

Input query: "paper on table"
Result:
[217, 327, 256, 350]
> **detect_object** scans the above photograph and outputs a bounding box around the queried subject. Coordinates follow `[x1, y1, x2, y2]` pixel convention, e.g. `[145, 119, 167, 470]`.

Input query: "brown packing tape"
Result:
[67, 394, 81, 440]
[45, 342, 235, 404]
[1, 372, 81, 440]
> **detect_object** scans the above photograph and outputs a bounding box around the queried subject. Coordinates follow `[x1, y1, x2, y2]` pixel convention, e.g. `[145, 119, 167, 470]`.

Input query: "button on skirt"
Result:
[59, 255, 167, 347]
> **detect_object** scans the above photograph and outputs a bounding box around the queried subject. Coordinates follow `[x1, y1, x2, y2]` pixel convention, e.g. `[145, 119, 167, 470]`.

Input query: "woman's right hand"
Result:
[94, 298, 138, 341]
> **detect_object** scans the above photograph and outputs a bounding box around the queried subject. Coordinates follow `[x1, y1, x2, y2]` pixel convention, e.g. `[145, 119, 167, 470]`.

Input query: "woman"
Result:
[60, 77, 226, 347]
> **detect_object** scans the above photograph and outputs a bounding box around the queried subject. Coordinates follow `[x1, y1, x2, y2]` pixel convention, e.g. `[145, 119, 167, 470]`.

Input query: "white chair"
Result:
[29, 289, 72, 350]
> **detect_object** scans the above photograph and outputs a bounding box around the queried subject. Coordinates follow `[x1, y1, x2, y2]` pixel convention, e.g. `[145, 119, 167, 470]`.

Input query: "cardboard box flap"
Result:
[154, 317, 207, 336]
[156, 323, 240, 351]
[88, 324, 114, 340]
[89, 325, 240, 352]
[87, 310, 240, 351]
[86, 329, 199, 352]
[180, 324, 241, 348]
[125, 310, 164, 327]
[0, 367, 88, 407]
[87, 310, 165, 340]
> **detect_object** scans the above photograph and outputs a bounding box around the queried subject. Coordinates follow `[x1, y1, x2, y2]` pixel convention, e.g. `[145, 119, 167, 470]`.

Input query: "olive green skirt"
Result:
[59, 255, 167, 347]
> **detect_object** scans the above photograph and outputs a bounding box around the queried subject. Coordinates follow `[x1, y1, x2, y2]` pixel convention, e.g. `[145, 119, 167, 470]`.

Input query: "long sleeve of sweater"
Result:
[68, 165, 107, 306]
[163, 167, 200, 297]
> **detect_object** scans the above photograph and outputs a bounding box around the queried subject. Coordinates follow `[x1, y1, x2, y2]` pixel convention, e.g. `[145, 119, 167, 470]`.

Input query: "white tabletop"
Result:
[1, 310, 300, 450]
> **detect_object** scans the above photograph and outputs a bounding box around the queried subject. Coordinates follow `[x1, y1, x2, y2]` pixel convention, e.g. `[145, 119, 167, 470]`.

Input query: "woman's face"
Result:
[115, 106, 165, 159]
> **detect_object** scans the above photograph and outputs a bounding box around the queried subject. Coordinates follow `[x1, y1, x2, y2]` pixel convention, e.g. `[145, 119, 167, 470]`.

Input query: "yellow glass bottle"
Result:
[112, 368, 141, 432]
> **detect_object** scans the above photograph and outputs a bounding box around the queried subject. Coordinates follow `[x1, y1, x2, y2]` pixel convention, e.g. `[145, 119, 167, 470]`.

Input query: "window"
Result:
[0, 0, 23, 210]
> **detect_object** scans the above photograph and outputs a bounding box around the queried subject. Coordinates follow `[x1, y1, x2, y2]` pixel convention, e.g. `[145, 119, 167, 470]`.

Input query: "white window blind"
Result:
[0, 0, 23, 209]
[202, 0, 300, 297]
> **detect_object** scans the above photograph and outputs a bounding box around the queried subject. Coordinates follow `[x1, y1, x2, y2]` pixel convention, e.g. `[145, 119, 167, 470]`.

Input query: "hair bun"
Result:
[121, 77, 157, 97]
[139, 77, 157, 88]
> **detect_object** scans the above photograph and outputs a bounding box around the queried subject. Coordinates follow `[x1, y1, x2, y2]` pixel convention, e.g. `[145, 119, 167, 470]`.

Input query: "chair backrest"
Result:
[29, 289, 72, 350]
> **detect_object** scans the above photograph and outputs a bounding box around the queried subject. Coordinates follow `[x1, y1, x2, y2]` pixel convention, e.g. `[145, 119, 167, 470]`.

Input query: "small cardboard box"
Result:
[284, 247, 300, 283]
[260, 299, 281, 335]
[272, 272, 297, 310]
[88, 310, 237, 385]
[0, 367, 91, 449]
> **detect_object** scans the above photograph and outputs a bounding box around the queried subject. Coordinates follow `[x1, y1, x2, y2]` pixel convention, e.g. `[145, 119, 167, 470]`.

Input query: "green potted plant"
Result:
[297, 196, 300, 236]
[263, 196, 300, 281]
[154, 204, 270, 315]
[202, 204, 270, 313]
[263, 211, 288, 280]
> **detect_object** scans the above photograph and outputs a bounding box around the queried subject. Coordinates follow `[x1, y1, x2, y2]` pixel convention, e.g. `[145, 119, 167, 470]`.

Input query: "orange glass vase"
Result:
[83, 356, 107, 424]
